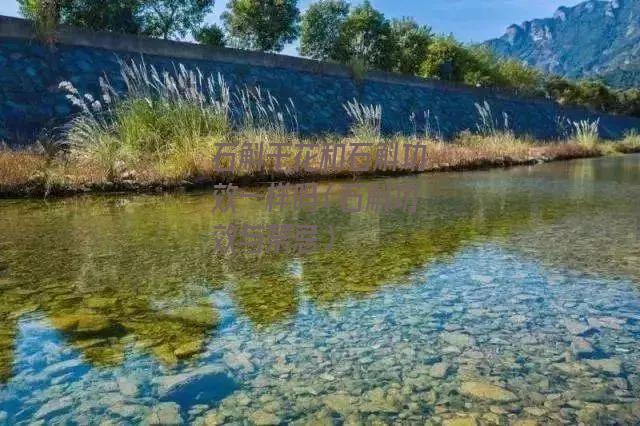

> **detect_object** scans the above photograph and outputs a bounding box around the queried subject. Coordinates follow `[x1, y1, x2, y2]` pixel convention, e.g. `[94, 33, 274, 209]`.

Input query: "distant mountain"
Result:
[485, 0, 640, 89]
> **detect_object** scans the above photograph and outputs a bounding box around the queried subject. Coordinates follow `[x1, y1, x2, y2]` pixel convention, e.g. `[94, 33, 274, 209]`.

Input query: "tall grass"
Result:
[409, 110, 443, 141]
[617, 129, 640, 153]
[60, 60, 303, 179]
[571, 118, 600, 147]
[474, 101, 510, 137]
[233, 86, 299, 146]
[343, 98, 382, 142]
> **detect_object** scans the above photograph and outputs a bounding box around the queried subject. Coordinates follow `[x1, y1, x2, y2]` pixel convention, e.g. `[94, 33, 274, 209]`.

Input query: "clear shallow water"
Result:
[0, 155, 639, 425]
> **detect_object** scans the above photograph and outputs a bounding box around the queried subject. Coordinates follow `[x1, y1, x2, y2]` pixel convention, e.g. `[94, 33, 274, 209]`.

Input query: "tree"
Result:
[18, 0, 215, 39]
[617, 88, 640, 116]
[194, 23, 225, 47]
[19, 0, 143, 35]
[575, 80, 617, 112]
[18, 0, 61, 39]
[222, 0, 300, 52]
[139, 0, 216, 40]
[544, 76, 579, 104]
[389, 17, 431, 75]
[334, 0, 394, 71]
[419, 36, 471, 82]
[56, 0, 143, 34]
[299, 0, 349, 60]
[497, 59, 543, 96]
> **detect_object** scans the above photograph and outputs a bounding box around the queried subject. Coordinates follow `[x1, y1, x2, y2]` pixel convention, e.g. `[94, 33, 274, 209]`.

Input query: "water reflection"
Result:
[0, 155, 639, 423]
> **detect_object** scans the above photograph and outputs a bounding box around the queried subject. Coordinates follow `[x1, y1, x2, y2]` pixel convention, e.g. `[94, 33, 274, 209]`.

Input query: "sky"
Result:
[0, 0, 584, 53]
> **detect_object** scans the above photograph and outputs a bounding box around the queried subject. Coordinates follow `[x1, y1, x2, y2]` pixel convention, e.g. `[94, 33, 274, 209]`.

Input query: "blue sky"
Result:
[1, 0, 583, 50]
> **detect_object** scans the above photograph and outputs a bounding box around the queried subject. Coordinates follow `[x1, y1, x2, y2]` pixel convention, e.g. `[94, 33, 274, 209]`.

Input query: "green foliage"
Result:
[463, 46, 504, 87]
[496, 59, 543, 96]
[300, 3, 430, 74]
[139, 0, 216, 40]
[222, 0, 300, 52]
[194, 24, 226, 47]
[18, 0, 60, 41]
[299, 0, 349, 60]
[20, 0, 215, 39]
[574, 80, 618, 112]
[333, 0, 394, 71]
[389, 17, 432, 75]
[420, 39, 544, 96]
[616, 89, 640, 117]
[57, 0, 142, 34]
[544, 76, 640, 116]
[419, 36, 469, 82]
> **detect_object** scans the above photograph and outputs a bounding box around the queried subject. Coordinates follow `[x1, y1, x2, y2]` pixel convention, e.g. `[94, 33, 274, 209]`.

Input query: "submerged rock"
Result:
[512, 420, 538, 426]
[587, 316, 624, 330]
[165, 306, 219, 328]
[322, 393, 355, 416]
[145, 402, 182, 425]
[360, 388, 399, 414]
[586, 358, 622, 375]
[34, 397, 74, 420]
[39, 358, 83, 379]
[109, 403, 149, 419]
[52, 313, 121, 336]
[570, 337, 594, 358]
[430, 362, 451, 378]
[200, 410, 226, 426]
[564, 319, 592, 336]
[117, 377, 140, 397]
[249, 410, 281, 425]
[154, 365, 231, 398]
[223, 351, 255, 372]
[459, 381, 517, 402]
[441, 332, 474, 348]
[443, 415, 478, 426]
[173, 340, 203, 359]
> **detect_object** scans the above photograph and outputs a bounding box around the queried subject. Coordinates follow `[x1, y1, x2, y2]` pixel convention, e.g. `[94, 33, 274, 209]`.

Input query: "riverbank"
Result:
[2, 134, 639, 198]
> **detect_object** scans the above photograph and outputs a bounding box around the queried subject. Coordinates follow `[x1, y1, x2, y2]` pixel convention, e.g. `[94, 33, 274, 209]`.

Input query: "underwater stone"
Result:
[322, 393, 355, 416]
[586, 358, 622, 375]
[441, 332, 474, 348]
[430, 362, 451, 378]
[249, 410, 282, 425]
[442, 416, 478, 426]
[117, 377, 140, 397]
[34, 396, 74, 420]
[570, 337, 594, 358]
[564, 319, 592, 336]
[154, 365, 231, 398]
[460, 381, 518, 402]
[165, 306, 219, 327]
[173, 340, 203, 359]
[52, 313, 118, 336]
[38, 358, 83, 380]
[145, 402, 182, 425]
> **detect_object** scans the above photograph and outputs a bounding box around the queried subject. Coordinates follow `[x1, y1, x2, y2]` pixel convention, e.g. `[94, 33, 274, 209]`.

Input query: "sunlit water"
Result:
[0, 155, 639, 425]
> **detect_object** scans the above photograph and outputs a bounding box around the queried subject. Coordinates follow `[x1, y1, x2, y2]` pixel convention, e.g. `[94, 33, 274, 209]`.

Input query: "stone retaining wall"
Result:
[1, 15, 639, 146]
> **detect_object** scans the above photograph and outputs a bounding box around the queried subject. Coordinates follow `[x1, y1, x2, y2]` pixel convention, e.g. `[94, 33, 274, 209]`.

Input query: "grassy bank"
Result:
[2, 132, 639, 198]
[1, 60, 640, 198]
